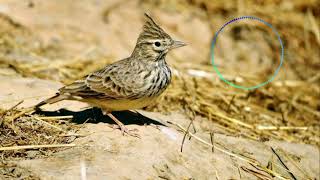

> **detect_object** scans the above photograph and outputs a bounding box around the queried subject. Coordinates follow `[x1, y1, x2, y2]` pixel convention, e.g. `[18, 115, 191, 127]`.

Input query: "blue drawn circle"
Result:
[211, 16, 284, 90]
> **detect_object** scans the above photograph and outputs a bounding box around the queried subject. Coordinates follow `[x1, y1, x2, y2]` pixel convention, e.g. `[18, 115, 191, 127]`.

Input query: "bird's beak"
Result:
[171, 40, 187, 49]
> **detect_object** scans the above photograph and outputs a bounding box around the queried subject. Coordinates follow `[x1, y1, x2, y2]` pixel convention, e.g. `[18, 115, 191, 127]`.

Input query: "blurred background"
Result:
[0, 0, 319, 178]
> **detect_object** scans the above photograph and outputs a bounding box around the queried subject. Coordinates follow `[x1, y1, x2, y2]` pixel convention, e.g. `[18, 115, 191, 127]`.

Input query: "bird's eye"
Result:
[154, 41, 161, 47]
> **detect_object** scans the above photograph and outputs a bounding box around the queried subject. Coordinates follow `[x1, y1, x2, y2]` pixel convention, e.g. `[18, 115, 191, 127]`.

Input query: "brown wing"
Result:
[59, 59, 146, 100]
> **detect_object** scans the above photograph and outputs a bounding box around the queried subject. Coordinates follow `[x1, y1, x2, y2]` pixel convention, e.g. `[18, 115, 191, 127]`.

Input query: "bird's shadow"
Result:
[35, 107, 165, 126]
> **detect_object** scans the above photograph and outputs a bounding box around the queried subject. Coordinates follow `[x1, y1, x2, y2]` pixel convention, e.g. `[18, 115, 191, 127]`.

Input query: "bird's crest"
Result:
[138, 13, 171, 41]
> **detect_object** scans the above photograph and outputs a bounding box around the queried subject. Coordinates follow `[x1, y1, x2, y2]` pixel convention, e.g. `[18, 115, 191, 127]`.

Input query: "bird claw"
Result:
[111, 124, 140, 138]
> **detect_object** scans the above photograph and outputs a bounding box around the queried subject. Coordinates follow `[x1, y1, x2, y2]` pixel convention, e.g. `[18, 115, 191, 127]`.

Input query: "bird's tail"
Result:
[35, 93, 68, 110]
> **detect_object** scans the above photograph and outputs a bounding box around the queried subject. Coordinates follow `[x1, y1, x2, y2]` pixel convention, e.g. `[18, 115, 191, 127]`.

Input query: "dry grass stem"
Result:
[256, 126, 308, 131]
[33, 116, 66, 132]
[37, 115, 74, 120]
[0, 144, 76, 151]
[169, 120, 291, 180]
[271, 147, 297, 180]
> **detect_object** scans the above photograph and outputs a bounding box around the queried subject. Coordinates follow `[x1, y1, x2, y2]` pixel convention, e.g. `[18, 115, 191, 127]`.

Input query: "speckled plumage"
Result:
[36, 13, 186, 136]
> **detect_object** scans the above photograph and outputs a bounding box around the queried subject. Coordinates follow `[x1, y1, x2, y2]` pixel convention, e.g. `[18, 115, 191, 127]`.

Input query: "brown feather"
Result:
[35, 13, 184, 112]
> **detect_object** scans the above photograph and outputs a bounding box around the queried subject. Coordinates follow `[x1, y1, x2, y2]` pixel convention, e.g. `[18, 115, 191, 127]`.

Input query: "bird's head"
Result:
[132, 13, 186, 61]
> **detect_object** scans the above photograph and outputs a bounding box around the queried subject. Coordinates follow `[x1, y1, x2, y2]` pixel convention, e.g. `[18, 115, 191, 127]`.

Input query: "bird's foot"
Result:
[111, 124, 140, 138]
[106, 113, 140, 138]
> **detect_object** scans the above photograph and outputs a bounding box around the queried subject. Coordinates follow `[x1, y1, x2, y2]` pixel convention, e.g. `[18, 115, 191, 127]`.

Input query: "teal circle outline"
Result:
[211, 16, 284, 90]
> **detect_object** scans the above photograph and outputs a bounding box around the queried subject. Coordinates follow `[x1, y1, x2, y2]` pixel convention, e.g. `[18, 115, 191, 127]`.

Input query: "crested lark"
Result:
[35, 13, 186, 136]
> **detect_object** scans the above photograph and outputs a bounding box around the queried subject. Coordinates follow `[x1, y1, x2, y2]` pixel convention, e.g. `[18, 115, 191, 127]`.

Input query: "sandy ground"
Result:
[0, 0, 319, 179]
[1, 76, 319, 179]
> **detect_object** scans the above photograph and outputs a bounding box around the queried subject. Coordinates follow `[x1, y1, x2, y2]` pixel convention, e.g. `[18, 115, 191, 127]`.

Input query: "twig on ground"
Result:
[271, 147, 297, 180]
[180, 120, 193, 152]
[210, 131, 214, 153]
[278, 148, 313, 180]
[10, 107, 34, 123]
[59, 133, 87, 137]
[33, 116, 66, 132]
[168, 120, 290, 180]
[212, 111, 254, 129]
[37, 115, 74, 120]
[214, 168, 220, 180]
[0, 101, 23, 126]
[0, 144, 76, 151]
[241, 165, 273, 180]
[256, 126, 308, 131]
[227, 95, 236, 113]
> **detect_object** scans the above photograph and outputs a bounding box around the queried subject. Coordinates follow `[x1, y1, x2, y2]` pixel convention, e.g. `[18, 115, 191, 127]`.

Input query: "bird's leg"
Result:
[103, 112, 140, 138]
